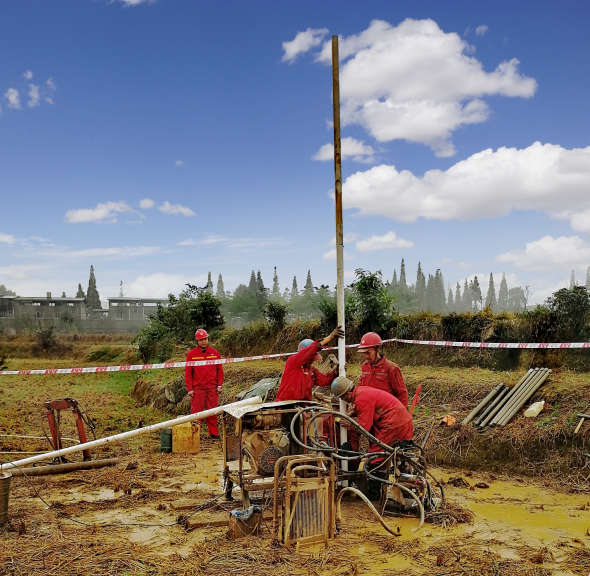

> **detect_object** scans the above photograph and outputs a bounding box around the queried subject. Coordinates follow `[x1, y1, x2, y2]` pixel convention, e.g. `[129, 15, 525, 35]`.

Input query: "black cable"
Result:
[4, 460, 227, 529]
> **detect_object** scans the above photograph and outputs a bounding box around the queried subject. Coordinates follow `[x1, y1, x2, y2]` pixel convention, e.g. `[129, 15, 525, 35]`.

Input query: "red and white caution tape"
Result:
[0, 337, 585, 376]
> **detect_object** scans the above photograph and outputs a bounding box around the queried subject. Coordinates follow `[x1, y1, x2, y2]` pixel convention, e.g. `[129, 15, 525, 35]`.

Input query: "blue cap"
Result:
[298, 338, 314, 351]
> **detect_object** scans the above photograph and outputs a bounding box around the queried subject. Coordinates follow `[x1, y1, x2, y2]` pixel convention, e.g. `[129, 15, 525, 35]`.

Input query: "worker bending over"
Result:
[357, 332, 408, 408]
[331, 377, 413, 453]
[276, 325, 344, 402]
[185, 328, 223, 439]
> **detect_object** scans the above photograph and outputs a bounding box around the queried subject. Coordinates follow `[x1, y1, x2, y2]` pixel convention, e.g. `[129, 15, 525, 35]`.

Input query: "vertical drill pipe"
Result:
[474, 386, 509, 427]
[497, 369, 551, 426]
[479, 369, 535, 428]
[332, 35, 348, 462]
[491, 369, 546, 426]
[462, 384, 504, 425]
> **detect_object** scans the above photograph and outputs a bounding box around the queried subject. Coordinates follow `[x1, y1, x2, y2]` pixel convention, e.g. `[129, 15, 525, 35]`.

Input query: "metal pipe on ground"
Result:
[474, 385, 509, 427]
[479, 370, 536, 428]
[492, 369, 548, 427]
[498, 369, 551, 426]
[8, 458, 119, 477]
[462, 384, 504, 425]
[0, 396, 261, 471]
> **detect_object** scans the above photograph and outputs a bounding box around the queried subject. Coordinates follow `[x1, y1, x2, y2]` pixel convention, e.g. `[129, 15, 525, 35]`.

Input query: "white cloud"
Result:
[441, 257, 453, 264]
[312, 137, 377, 163]
[158, 201, 195, 217]
[300, 19, 536, 156]
[116, 0, 155, 6]
[177, 238, 196, 246]
[64, 201, 133, 223]
[46, 78, 57, 91]
[282, 27, 329, 63]
[328, 233, 357, 246]
[126, 273, 207, 298]
[341, 142, 590, 232]
[139, 198, 154, 209]
[355, 231, 414, 253]
[0, 232, 17, 244]
[4, 88, 21, 110]
[323, 248, 354, 261]
[23, 70, 33, 80]
[175, 160, 184, 167]
[496, 235, 590, 272]
[39, 246, 161, 259]
[475, 25, 489, 36]
[27, 84, 40, 108]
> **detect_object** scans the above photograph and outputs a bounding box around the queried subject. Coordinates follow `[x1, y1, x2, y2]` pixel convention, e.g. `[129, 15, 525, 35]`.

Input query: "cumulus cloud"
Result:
[158, 201, 195, 217]
[27, 84, 40, 108]
[0, 232, 17, 244]
[496, 235, 590, 272]
[64, 201, 133, 223]
[475, 25, 489, 36]
[323, 248, 354, 261]
[355, 231, 414, 253]
[282, 27, 329, 63]
[23, 70, 33, 80]
[312, 137, 377, 163]
[291, 19, 536, 156]
[126, 273, 206, 298]
[175, 160, 183, 167]
[139, 198, 154, 209]
[341, 142, 590, 232]
[4, 88, 21, 110]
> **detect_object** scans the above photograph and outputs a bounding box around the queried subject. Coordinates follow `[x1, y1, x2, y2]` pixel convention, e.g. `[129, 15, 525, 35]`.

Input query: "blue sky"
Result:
[1, 0, 590, 304]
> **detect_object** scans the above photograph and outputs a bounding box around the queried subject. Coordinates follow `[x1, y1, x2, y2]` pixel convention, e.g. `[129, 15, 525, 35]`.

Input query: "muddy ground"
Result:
[3, 351, 590, 574]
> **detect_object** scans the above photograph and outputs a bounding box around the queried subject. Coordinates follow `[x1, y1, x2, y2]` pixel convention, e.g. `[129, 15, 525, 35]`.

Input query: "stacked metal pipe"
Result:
[461, 368, 551, 428]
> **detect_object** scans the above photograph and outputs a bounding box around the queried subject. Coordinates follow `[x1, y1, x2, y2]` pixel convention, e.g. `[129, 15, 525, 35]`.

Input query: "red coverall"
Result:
[350, 386, 413, 453]
[185, 346, 224, 436]
[359, 355, 408, 408]
[275, 340, 337, 402]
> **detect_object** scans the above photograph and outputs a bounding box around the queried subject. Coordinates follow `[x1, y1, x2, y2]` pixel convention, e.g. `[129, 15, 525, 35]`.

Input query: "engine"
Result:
[242, 428, 290, 475]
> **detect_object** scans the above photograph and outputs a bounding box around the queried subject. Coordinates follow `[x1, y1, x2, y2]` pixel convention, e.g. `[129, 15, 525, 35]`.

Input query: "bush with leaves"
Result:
[34, 323, 57, 351]
[135, 284, 224, 362]
[545, 285, 590, 341]
[347, 269, 395, 335]
[261, 300, 290, 331]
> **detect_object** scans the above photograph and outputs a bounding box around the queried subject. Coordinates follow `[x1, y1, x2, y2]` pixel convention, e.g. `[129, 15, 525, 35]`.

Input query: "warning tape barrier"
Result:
[0, 337, 586, 376]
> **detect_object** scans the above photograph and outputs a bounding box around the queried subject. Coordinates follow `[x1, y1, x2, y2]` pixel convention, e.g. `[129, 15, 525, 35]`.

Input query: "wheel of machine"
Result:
[258, 446, 285, 475]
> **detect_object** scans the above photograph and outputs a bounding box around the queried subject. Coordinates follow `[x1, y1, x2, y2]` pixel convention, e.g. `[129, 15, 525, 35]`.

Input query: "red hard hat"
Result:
[358, 332, 382, 350]
[195, 329, 209, 341]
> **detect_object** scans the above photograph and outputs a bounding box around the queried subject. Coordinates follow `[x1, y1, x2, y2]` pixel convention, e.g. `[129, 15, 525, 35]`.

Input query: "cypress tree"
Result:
[256, 270, 266, 295]
[391, 269, 398, 288]
[472, 276, 483, 310]
[586, 267, 590, 290]
[86, 265, 102, 313]
[415, 262, 426, 307]
[248, 270, 257, 293]
[206, 272, 214, 294]
[434, 269, 446, 312]
[76, 283, 86, 300]
[447, 287, 454, 311]
[272, 267, 280, 297]
[216, 274, 225, 299]
[455, 282, 462, 311]
[425, 274, 435, 311]
[303, 270, 314, 296]
[498, 273, 509, 311]
[61, 291, 66, 298]
[399, 259, 407, 290]
[570, 269, 577, 289]
[463, 279, 471, 312]
[485, 273, 497, 310]
[291, 276, 299, 298]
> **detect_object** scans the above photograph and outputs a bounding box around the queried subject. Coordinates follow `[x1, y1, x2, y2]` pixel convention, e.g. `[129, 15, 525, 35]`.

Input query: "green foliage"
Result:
[261, 299, 290, 331]
[347, 269, 395, 335]
[87, 346, 121, 362]
[86, 265, 102, 313]
[34, 323, 57, 351]
[545, 285, 590, 340]
[312, 291, 339, 333]
[135, 284, 224, 362]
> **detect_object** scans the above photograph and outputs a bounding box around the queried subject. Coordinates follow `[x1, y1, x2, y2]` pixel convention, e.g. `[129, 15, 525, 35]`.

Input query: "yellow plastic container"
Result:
[172, 422, 201, 454]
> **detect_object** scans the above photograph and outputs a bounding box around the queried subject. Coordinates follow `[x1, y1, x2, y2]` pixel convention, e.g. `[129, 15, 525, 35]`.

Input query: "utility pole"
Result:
[332, 35, 348, 459]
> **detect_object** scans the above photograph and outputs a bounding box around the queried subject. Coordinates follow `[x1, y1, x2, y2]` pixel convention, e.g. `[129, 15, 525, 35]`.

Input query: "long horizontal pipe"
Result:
[490, 369, 540, 426]
[462, 384, 504, 425]
[0, 396, 260, 471]
[493, 369, 547, 426]
[8, 458, 119, 477]
[475, 385, 509, 426]
[498, 369, 551, 426]
[480, 369, 535, 428]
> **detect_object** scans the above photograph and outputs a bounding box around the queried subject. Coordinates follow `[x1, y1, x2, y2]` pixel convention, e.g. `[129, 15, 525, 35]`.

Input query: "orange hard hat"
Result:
[357, 332, 382, 350]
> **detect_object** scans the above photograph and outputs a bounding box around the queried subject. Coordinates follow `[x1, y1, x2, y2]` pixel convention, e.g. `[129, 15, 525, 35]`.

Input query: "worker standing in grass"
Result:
[275, 325, 344, 402]
[331, 377, 413, 452]
[357, 332, 408, 408]
[185, 329, 223, 439]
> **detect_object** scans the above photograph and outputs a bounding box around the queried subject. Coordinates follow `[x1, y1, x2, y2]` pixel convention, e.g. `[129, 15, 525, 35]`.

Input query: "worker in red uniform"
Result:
[357, 332, 408, 408]
[331, 377, 413, 453]
[275, 325, 344, 402]
[185, 328, 224, 439]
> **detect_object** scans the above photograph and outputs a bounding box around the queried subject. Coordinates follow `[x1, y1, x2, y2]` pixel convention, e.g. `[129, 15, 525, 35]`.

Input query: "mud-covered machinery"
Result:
[241, 415, 290, 475]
